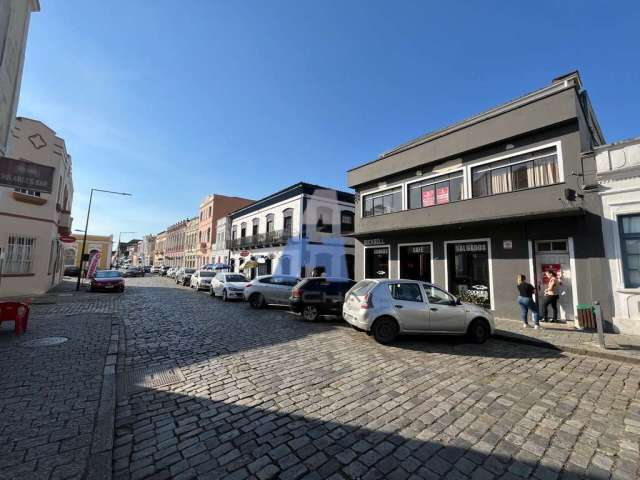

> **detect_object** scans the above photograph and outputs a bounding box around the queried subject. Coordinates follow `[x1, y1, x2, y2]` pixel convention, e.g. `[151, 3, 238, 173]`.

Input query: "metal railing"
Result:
[0, 259, 34, 275]
[225, 229, 295, 250]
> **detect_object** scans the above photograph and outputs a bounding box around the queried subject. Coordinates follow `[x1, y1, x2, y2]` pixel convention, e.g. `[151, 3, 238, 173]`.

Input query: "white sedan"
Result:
[209, 272, 248, 301]
[189, 270, 216, 290]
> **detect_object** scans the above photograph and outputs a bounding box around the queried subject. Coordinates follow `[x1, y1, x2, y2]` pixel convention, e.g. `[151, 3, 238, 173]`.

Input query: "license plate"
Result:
[104, 285, 113, 289]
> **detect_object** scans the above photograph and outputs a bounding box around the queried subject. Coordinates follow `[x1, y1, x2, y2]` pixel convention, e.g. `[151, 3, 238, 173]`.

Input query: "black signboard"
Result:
[0, 157, 55, 193]
[454, 242, 487, 253]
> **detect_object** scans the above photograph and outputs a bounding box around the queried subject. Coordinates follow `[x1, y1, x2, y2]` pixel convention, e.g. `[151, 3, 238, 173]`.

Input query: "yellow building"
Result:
[64, 234, 113, 271]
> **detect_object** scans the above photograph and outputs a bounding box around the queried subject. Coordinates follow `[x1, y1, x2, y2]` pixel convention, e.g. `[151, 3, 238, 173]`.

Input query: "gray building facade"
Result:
[347, 72, 612, 323]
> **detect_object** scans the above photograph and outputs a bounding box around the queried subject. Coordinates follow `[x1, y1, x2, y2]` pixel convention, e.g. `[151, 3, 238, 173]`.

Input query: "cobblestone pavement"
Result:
[113, 277, 640, 480]
[0, 297, 118, 479]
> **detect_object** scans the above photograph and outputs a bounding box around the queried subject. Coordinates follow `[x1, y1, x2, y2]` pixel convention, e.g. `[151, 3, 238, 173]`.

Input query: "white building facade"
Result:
[596, 138, 640, 335]
[0, 0, 39, 157]
[227, 183, 355, 279]
[0, 117, 73, 296]
[211, 216, 230, 266]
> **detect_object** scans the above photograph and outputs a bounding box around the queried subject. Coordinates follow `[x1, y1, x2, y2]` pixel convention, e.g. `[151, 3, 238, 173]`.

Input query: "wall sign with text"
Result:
[0, 157, 55, 193]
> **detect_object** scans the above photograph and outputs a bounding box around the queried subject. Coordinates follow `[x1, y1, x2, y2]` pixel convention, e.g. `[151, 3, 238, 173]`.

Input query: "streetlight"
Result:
[76, 188, 132, 290]
[115, 231, 136, 268]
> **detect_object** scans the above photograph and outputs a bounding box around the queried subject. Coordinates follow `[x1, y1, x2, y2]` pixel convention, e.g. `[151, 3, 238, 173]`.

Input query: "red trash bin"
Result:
[0, 302, 30, 334]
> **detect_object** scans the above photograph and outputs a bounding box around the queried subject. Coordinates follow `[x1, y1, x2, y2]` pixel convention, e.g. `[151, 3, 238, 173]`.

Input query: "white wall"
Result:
[230, 196, 302, 237]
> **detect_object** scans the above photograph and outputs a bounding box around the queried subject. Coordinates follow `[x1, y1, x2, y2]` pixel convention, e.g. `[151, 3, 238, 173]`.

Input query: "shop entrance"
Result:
[446, 240, 491, 309]
[534, 239, 574, 321]
[399, 243, 432, 282]
[365, 246, 389, 279]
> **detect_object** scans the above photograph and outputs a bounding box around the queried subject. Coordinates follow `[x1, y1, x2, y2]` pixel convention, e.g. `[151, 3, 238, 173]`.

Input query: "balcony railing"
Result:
[1, 258, 34, 275]
[225, 229, 295, 250]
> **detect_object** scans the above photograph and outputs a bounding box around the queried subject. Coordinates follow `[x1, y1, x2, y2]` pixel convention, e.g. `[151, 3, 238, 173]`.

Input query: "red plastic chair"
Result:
[0, 302, 30, 335]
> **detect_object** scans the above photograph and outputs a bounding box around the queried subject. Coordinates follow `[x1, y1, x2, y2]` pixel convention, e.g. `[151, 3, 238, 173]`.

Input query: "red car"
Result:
[90, 270, 125, 292]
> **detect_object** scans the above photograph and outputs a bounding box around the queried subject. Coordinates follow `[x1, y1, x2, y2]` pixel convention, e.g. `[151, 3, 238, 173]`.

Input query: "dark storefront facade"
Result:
[348, 72, 612, 322]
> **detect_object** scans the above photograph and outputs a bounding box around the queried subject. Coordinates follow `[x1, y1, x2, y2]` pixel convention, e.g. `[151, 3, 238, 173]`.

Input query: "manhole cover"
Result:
[119, 365, 185, 395]
[22, 336, 69, 347]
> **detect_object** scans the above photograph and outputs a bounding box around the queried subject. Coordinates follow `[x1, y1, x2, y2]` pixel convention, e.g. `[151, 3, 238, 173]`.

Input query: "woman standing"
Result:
[517, 274, 541, 329]
[541, 270, 560, 323]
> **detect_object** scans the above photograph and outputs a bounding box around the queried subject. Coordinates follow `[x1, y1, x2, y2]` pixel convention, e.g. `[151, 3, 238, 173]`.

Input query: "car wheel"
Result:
[467, 318, 490, 344]
[209, 286, 215, 296]
[183, 279, 188, 286]
[302, 305, 320, 321]
[249, 293, 265, 309]
[120, 286, 125, 293]
[372, 317, 399, 344]
[222, 290, 228, 302]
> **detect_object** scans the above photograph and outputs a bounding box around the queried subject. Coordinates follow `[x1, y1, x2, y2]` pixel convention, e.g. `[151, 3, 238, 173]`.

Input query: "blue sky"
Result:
[18, 0, 640, 239]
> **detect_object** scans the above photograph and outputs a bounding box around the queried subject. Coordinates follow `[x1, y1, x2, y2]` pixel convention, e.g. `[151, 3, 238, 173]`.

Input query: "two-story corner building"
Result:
[165, 219, 189, 267]
[226, 182, 356, 279]
[153, 231, 166, 266]
[211, 216, 230, 266]
[347, 72, 611, 323]
[0, 117, 74, 296]
[197, 194, 254, 267]
[0, 0, 40, 157]
[183, 217, 199, 268]
[593, 137, 640, 335]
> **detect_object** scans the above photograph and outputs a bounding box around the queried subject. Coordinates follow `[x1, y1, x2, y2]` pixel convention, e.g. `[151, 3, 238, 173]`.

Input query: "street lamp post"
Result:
[76, 188, 132, 291]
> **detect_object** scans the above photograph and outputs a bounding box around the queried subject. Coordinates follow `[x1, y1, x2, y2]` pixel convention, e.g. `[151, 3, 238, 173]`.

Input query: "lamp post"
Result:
[76, 188, 132, 291]
[115, 231, 136, 268]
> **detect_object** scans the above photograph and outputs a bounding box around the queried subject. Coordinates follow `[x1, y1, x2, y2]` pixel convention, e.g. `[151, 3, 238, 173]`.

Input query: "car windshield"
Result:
[199, 271, 215, 277]
[95, 271, 120, 278]
[185, 269, 195, 273]
[225, 275, 246, 282]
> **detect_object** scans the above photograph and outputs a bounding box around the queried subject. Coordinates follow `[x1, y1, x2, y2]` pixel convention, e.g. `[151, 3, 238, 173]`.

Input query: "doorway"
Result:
[534, 239, 574, 321]
[399, 243, 432, 282]
[365, 246, 389, 279]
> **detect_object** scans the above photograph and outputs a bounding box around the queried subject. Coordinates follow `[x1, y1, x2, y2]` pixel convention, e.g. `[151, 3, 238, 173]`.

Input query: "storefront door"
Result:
[365, 246, 389, 279]
[399, 244, 432, 282]
[534, 240, 574, 321]
[446, 240, 491, 309]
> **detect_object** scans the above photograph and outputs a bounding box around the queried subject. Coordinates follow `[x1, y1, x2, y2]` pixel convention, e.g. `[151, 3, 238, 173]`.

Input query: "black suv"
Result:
[289, 277, 356, 321]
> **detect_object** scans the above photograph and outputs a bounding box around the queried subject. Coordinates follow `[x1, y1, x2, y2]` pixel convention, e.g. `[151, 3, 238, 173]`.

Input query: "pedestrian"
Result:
[541, 270, 560, 323]
[517, 274, 541, 329]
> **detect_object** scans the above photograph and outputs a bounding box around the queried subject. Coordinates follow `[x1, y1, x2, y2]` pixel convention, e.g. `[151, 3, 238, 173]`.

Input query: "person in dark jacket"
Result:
[517, 274, 541, 329]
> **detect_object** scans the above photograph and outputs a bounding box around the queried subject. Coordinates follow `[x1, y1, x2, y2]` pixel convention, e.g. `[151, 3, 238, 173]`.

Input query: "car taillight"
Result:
[292, 288, 302, 298]
[246, 283, 252, 288]
[361, 293, 373, 309]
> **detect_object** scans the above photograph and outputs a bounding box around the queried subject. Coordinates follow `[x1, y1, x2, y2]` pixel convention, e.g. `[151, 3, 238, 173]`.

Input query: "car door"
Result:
[267, 276, 288, 304]
[212, 273, 223, 295]
[257, 276, 277, 303]
[276, 277, 299, 304]
[423, 284, 468, 333]
[386, 282, 429, 332]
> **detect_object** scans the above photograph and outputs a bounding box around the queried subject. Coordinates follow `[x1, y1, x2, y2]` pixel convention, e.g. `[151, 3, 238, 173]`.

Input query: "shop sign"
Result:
[256, 256, 266, 264]
[436, 186, 449, 204]
[372, 248, 388, 255]
[59, 235, 76, 244]
[0, 157, 55, 193]
[240, 250, 250, 257]
[422, 189, 435, 207]
[363, 238, 385, 246]
[503, 240, 513, 250]
[408, 246, 426, 254]
[454, 242, 487, 253]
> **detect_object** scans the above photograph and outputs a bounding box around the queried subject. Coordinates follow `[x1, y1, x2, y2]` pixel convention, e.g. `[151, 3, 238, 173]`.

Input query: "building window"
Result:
[282, 209, 293, 236]
[316, 207, 333, 233]
[340, 211, 354, 234]
[14, 188, 41, 197]
[231, 226, 237, 240]
[208, 206, 212, 218]
[207, 227, 211, 243]
[252, 218, 259, 236]
[280, 255, 291, 275]
[4, 236, 36, 274]
[240, 223, 247, 238]
[471, 146, 559, 198]
[408, 172, 463, 209]
[446, 241, 490, 308]
[363, 187, 402, 217]
[620, 214, 640, 288]
[266, 214, 275, 233]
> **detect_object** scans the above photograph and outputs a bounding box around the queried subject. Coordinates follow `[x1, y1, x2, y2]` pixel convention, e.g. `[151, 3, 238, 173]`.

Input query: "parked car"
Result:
[166, 267, 176, 278]
[63, 265, 80, 277]
[143, 266, 151, 273]
[150, 265, 162, 275]
[89, 270, 125, 292]
[122, 267, 144, 277]
[176, 268, 196, 286]
[342, 279, 495, 344]
[244, 275, 300, 308]
[289, 277, 356, 321]
[190, 270, 216, 290]
[210, 272, 248, 301]
[161, 266, 170, 276]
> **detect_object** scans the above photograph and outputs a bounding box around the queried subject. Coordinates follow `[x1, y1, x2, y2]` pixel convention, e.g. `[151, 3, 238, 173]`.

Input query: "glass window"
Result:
[408, 172, 463, 209]
[471, 146, 559, 197]
[620, 214, 640, 288]
[266, 214, 275, 233]
[423, 285, 454, 305]
[446, 242, 490, 308]
[316, 207, 333, 233]
[362, 187, 402, 217]
[340, 211, 354, 234]
[5, 236, 36, 274]
[388, 282, 423, 302]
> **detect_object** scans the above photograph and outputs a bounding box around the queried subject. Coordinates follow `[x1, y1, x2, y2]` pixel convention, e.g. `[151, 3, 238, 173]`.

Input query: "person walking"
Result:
[541, 270, 560, 323]
[517, 274, 541, 329]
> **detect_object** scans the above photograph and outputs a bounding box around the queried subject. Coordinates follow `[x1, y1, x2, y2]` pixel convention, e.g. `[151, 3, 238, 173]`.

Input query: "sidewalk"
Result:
[495, 316, 640, 364]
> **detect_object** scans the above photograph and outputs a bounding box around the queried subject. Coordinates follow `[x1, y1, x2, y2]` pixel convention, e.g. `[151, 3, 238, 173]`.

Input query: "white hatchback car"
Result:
[189, 270, 216, 290]
[209, 272, 248, 301]
[343, 279, 495, 344]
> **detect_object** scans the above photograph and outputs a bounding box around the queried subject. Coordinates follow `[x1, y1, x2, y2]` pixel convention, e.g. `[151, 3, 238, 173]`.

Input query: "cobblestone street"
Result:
[114, 277, 640, 480]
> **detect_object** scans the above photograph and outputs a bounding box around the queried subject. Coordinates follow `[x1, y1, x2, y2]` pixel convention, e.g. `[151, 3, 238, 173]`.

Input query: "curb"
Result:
[494, 331, 640, 366]
[86, 315, 120, 480]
